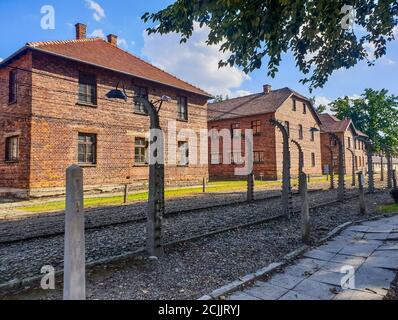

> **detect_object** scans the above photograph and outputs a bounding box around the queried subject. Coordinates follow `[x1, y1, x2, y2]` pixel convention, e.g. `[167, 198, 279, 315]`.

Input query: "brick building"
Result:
[0, 23, 211, 197]
[208, 86, 323, 180]
[319, 114, 368, 176]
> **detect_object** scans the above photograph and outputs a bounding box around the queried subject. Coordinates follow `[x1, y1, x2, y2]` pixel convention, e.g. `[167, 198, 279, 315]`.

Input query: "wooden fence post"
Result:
[63, 165, 85, 300]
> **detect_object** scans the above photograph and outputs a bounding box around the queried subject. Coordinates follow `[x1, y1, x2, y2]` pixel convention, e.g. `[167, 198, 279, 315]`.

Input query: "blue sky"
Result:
[0, 0, 397, 107]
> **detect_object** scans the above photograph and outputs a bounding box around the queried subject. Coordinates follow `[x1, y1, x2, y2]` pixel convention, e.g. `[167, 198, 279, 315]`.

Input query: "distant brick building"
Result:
[319, 114, 368, 175]
[207, 86, 323, 180]
[0, 23, 211, 197]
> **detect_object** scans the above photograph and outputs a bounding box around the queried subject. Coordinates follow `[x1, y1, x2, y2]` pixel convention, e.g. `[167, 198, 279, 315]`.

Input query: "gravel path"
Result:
[0, 190, 392, 300]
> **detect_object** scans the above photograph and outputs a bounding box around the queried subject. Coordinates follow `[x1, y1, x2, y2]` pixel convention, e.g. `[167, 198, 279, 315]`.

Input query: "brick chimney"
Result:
[263, 84, 272, 94]
[75, 23, 87, 40]
[107, 34, 118, 46]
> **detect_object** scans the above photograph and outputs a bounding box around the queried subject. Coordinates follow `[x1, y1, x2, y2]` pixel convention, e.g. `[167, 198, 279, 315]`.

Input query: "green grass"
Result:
[380, 203, 398, 214]
[17, 176, 331, 214]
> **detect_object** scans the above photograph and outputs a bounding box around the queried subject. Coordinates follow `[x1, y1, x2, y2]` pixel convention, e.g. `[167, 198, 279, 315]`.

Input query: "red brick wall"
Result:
[0, 53, 32, 190]
[208, 113, 277, 180]
[2, 50, 210, 195]
[208, 95, 323, 181]
[320, 128, 367, 175]
[275, 97, 322, 179]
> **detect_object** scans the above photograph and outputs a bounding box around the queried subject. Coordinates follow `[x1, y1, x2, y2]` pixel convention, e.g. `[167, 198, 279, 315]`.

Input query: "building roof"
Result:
[1, 38, 212, 98]
[319, 113, 369, 138]
[208, 87, 319, 122]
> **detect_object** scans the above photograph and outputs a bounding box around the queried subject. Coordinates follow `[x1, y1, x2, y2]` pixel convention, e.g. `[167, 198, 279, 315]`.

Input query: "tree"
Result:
[330, 89, 398, 151]
[315, 104, 327, 114]
[142, 1, 398, 90]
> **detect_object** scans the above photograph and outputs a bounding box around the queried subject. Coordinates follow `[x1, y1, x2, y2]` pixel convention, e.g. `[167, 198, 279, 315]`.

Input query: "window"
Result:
[254, 151, 265, 164]
[303, 103, 307, 114]
[78, 133, 96, 164]
[134, 137, 148, 164]
[231, 123, 240, 137]
[292, 99, 297, 111]
[311, 130, 315, 142]
[251, 120, 261, 135]
[354, 139, 357, 150]
[5, 136, 19, 162]
[355, 156, 358, 169]
[177, 96, 188, 121]
[134, 87, 149, 114]
[298, 124, 304, 140]
[230, 152, 243, 164]
[285, 121, 290, 136]
[311, 153, 316, 167]
[9, 70, 17, 104]
[78, 72, 97, 105]
[330, 138, 336, 147]
[178, 141, 189, 166]
[348, 137, 351, 148]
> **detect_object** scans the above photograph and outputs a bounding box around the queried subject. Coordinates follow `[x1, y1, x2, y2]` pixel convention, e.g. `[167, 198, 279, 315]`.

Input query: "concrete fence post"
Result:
[393, 169, 397, 189]
[63, 165, 85, 300]
[247, 173, 254, 202]
[299, 172, 310, 244]
[347, 148, 356, 186]
[357, 172, 367, 215]
[291, 139, 304, 191]
[324, 145, 334, 190]
[387, 154, 393, 189]
[203, 177, 206, 193]
[380, 154, 384, 182]
[363, 140, 375, 193]
[270, 119, 293, 218]
[330, 133, 345, 201]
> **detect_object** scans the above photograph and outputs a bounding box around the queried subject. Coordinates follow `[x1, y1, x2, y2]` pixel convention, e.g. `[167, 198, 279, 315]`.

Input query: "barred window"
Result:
[78, 133, 96, 164]
[311, 129, 315, 141]
[9, 70, 17, 104]
[134, 87, 149, 114]
[311, 153, 316, 167]
[303, 103, 307, 114]
[251, 120, 261, 135]
[134, 137, 148, 164]
[78, 72, 97, 105]
[299, 124, 304, 140]
[285, 121, 290, 136]
[253, 151, 265, 164]
[231, 123, 240, 137]
[5, 136, 19, 162]
[177, 97, 188, 121]
[292, 99, 297, 111]
[178, 141, 189, 166]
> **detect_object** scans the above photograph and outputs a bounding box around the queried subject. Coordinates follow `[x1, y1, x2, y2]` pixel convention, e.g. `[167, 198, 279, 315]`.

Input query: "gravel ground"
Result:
[385, 272, 398, 300]
[0, 189, 393, 300]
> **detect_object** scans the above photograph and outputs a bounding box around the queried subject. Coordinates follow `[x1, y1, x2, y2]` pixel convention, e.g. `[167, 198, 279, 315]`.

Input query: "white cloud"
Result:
[117, 38, 128, 49]
[363, 42, 395, 65]
[314, 96, 332, 107]
[231, 90, 252, 98]
[89, 28, 105, 39]
[142, 23, 250, 97]
[85, 0, 105, 22]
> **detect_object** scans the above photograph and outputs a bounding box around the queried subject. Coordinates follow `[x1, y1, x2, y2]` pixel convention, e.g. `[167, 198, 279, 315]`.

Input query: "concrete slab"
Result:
[293, 279, 339, 300]
[387, 233, 398, 240]
[279, 290, 320, 300]
[308, 270, 345, 287]
[228, 292, 260, 300]
[363, 233, 390, 241]
[316, 242, 346, 254]
[321, 260, 359, 273]
[283, 264, 314, 278]
[303, 249, 336, 261]
[364, 255, 398, 269]
[329, 254, 366, 267]
[345, 225, 370, 232]
[295, 258, 328, 272]
[339, 243, 379, 258]
[354, 266, 396, 295]
[242, 282, 288, 300]
[268, 273, 305, 290]
[377, 243, 398, 251]
[334, 289, 383, 300]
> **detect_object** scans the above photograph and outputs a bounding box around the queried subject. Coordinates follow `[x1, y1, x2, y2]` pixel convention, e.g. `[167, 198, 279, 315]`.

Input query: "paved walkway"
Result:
[228, 215, 398, 300]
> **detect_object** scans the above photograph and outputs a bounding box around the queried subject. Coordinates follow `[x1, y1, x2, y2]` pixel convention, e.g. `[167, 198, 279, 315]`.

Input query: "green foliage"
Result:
[316, 104, 327, 114]
[142, 1, 398, 90]
[330, 89, 398, 152]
